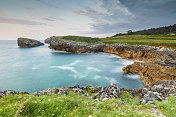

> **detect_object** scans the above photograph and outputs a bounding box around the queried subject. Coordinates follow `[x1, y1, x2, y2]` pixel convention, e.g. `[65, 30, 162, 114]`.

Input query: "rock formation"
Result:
[17, 38, 44, 48]
[121, 80, 176, 104]
[44, 38, 51, 44]
[0, 90, 29, 99]
[48, 37, 176, 85]
[93, 83, 121, 101]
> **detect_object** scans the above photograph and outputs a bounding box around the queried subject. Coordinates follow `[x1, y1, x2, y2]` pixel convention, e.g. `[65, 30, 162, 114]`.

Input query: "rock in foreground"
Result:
[17, 38, 44, 48]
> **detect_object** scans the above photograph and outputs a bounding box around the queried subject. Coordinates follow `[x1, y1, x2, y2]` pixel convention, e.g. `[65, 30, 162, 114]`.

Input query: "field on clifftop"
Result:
[0, 91, 176, 117]
[55, 35, 176, 48]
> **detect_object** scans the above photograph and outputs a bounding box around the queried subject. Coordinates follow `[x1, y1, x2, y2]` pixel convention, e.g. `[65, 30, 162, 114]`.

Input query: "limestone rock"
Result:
[17, 38, 44, 48]
[93, 83, 121, 101]
[44, 38, 51, 44]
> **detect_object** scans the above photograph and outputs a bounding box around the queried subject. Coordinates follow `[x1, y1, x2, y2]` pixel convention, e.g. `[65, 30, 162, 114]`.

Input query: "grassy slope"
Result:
[100, 35, 176, 47]
[0, 91, 176, 117]
[54, 35, 176, 48]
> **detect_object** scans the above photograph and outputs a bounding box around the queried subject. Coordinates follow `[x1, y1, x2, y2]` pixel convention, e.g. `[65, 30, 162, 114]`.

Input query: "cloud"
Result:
[42, 17, 56, 21]
[42, 16, 66, 22]
[73, 0, 134, 34]
[24, 6, 34, 10]
[36, 0, 59, 9]
[0, 17, 46, 25]
[73, 0, 176, 35]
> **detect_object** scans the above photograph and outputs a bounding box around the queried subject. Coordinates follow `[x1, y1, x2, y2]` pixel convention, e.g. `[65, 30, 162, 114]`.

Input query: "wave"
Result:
[87, 66, 101, 72]
[94, 75, 101, 79]
[67, 60, 83, 66]
[125, 74, 141, 79]
[105, 77, 117, 83]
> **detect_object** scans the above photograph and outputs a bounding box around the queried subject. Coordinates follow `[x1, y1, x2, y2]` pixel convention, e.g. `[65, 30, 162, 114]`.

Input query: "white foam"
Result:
[87, 66, 101, 72]
[125, 74, 141, 79]
[94, 75, 101, 79]
[105, 77, 117, 83]
[67, 60, 83, 66]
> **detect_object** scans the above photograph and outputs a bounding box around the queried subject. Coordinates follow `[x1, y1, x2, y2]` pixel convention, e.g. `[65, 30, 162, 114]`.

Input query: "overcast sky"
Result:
[0, 0, 176, 40]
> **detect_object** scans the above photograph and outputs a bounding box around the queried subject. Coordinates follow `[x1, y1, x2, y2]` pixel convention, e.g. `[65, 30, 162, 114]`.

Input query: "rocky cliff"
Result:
[48, 37, 176, 85]
[17, 38, 44, 48]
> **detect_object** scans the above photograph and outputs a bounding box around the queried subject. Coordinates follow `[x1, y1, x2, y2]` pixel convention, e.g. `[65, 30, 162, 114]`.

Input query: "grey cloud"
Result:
[73, 0, 134, 34]
[74, 0, 176, 34]
[42, 16, 66, 22]
[36, 0, 59, 9]
[0, 17, 46, 25]
[24, 6, 34, 10]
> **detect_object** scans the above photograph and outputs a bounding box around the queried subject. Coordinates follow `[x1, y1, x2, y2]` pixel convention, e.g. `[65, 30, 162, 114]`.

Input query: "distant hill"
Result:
[112, 24, 176, 37]
[134, 24, 176, 35]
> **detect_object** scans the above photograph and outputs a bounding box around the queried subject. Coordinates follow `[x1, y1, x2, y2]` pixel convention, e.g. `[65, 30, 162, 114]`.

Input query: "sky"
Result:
[0, 0, 176, 40]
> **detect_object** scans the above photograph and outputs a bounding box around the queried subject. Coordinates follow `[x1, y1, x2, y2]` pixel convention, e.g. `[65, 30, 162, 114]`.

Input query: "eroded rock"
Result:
[17, 38, 44, 48]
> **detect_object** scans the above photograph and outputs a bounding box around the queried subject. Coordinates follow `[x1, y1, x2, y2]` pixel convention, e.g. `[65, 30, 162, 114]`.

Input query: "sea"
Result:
[0, 40, 144, 93]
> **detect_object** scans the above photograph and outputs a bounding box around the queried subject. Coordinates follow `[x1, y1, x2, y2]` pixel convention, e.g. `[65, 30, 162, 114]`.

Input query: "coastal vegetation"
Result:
[52, 34, 176, 48]
[1, 91, 175, 117]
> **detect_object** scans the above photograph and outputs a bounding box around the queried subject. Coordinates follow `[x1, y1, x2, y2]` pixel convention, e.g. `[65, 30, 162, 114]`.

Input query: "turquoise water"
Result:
[0, 40, 144, 93]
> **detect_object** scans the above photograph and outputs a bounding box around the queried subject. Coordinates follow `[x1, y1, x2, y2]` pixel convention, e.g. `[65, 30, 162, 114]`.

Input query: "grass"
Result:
[100, 35, 176, 47]
[1, 91, 175, 117]
[52, 36, 100, 44]
[52, 35, 176, 48]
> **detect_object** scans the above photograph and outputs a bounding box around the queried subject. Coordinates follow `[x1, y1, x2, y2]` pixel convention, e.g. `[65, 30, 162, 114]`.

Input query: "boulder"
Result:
[121, 80, 176, 104]
[17, 38, 44, 48]
[93, 83, 121, 101]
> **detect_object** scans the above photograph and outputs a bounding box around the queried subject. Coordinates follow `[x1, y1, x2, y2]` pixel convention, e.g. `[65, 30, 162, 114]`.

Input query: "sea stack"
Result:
[17, 38, 44, 48]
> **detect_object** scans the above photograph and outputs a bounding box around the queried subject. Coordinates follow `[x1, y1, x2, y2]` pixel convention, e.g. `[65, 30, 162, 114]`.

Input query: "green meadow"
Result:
[54, 35, 176, 48]
[0, 91, 176, 117]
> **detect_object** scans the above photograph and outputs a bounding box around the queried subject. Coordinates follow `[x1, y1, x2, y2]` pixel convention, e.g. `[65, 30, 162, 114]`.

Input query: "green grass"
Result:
[100, 35, 176, 47]
[155, 96, 176, 117]
[52, 36, 101, 44]
[52, 35, 176, 47]
[1, 91, 175, 117]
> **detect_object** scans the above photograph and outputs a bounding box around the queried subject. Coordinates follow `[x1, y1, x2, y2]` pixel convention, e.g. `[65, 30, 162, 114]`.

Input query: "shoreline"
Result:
[48, 38, 176, 85]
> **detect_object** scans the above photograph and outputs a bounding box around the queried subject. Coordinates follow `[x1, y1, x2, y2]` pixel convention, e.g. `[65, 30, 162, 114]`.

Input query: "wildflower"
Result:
[56, 107, 58, 109]
[88, 115, 92, 117]
[48, 99, 51, 101]
[34, 101, 37, 103]
[52, 114, 55, 116]
[171, 108, 175, 110]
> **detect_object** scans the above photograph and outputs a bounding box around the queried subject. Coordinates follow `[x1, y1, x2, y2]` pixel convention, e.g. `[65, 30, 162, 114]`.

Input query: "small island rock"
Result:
[17, 38, 44, 48]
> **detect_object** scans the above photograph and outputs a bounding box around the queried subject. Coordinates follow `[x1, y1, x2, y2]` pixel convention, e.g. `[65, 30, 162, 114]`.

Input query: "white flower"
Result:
[171, 108, 175, 110]
[88, 115, 92, 117]
[48, 99, 51, 101]
[56, 107, 58, 109]
[52, 114, 55, 115]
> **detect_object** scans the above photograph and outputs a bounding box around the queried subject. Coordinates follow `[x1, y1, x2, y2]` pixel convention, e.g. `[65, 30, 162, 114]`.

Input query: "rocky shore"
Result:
[1, 80, 175, 105]
[47, 37, 176, 85]
[17, 38, 44, 48]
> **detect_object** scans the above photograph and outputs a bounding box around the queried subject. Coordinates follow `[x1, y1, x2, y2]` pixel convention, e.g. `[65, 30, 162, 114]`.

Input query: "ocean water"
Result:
[0, 40, 144, 93]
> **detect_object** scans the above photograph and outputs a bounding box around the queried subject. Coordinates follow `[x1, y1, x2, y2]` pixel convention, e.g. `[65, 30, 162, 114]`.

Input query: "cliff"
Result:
[48, 37, 176, 85]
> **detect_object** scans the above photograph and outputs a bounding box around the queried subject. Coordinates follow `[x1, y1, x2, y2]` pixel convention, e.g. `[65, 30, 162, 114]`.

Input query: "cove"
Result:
[0, 40, 144, 93]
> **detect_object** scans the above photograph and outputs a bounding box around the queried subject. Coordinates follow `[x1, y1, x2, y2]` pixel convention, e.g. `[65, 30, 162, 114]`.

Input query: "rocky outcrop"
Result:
[44, 38, 51, 44]
[121, 80, 176, 104]
[49, 38, 107, 53]
[93, 83, 121, 101]
[122, 62, 176, 84]
[1, 81, 175, 104]
[17, 38, 44, 48]
[34, 83, 120, 102]
[48, 37, 176, 85]
[0, 90, 29, 99]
